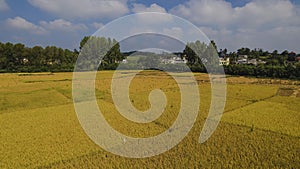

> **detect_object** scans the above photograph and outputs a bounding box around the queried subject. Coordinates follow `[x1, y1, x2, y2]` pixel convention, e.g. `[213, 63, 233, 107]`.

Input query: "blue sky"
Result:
[0, 0, 300, 52]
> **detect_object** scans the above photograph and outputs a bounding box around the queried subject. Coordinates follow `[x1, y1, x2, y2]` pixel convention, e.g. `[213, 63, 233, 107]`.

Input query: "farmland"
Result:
[0, 71, 299, 168]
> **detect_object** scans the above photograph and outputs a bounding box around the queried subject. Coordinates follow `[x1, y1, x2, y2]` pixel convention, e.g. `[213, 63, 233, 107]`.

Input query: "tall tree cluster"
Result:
[78, 36, 123, 70]
[0, 42, 78, 72]
[0, 36, 123, 72]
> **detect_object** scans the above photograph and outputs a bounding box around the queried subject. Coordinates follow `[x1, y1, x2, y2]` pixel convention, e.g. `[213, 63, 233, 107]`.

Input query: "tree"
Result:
[237, 47, 250, 55]
[3, 43, 14, 71]
[0, 42, 7, 70]
[210, 40, 217, 51]
[272, 50, 278, 55]
[183, 40, 206, 65]
[103, 39, 123, 64]
[287, 52, 296, 62]
[183, 43, 197, 64]
[228, 52, 237, 64]
[30, 46, 44, 66]
[78, 36, 122, 70]
[79, 36, 90, 51]
[12, 43, 25, 66]
[281, 50, 289, 56]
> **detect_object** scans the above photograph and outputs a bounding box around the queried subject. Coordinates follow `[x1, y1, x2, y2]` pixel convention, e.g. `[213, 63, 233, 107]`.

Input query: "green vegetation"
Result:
[0, 71, 299, 168]
[0, 43, 77, 72]
[223, 64, 300, 79]
[1, 38, 300, 79]
[183, 41, 300, 79]
[0, 36, 124, 72]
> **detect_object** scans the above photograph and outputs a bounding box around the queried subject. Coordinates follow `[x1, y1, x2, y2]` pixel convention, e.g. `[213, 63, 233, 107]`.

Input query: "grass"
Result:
[0, 71, 299, 168]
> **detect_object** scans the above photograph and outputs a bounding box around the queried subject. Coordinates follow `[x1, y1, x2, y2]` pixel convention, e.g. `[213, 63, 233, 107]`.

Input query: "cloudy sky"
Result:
[0, 0, 299, 53]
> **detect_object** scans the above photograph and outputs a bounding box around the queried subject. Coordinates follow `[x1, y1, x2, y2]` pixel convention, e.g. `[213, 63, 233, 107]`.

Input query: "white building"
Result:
[162, 57, 187, 64]
[219, 57, 230, 66]
[121, 59, 128, 64]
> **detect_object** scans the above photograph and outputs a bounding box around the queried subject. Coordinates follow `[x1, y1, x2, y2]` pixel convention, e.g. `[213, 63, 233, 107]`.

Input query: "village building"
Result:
[219, 57, 230, 66]
[162, 57, 187, 64]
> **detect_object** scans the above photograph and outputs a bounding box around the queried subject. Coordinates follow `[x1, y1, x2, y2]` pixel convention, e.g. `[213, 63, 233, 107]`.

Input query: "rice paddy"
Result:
[0, 71, 299, 168]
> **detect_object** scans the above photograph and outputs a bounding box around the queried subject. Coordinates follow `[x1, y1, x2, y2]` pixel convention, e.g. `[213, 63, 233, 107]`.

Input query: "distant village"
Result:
[120, 50, 300, 67]
[1, 38, 299, 79]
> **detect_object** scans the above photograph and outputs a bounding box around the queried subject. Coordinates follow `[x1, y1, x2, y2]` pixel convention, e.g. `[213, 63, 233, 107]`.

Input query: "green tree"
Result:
[79, 36, 90, 51]
[30, 46, 44, 66]
[78, 36, 122, 70]
[183, 40, 207, 65]
[210, 40, 217, 51]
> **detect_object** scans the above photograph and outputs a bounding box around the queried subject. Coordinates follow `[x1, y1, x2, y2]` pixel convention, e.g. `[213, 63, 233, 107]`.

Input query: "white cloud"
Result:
[132, 3, 167, 13]
[6, 17, 89, 37]
[200, 25, 300, 52]
[28, 0, 129, 19]
[6, 17, 47, 35]
[233, 0, 297, 28]
[0, 0, 9, 11]
[3, 17, 90, 50]
[170, 0, 300, 52]
[170, 0, 234, 26]
[163, 27, 183, 39]
[40, 19, 87, 32]
[170, 0, 300, 28]
[131, 3, 172, 24]
[233, 26, 300, 52]
[91, 22, 104, 29]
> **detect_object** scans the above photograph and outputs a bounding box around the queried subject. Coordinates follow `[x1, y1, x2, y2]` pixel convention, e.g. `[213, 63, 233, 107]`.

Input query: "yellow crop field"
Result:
[0, 71, 299, 168]
[221, 99, 300, 137]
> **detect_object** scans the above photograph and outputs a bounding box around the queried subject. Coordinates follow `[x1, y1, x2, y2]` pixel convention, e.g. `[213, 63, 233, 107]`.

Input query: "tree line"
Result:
[0, 37, 299, 79]
[0, 36, 124, 72]
[0, 42, 78, 72]
[182, 40, 300, 79]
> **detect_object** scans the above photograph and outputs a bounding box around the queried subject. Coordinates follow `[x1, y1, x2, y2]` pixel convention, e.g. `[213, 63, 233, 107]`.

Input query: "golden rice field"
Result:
[0, 71, 299, 168]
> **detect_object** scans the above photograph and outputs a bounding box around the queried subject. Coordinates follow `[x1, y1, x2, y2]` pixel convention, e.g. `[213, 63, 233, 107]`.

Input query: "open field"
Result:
[0, 71, 299, 168]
